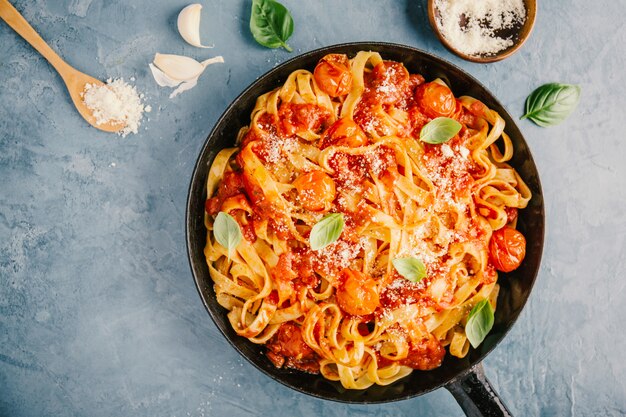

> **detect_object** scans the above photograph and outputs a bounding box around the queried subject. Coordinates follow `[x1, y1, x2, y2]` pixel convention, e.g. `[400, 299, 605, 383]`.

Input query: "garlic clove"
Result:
[153, 53, 206, 81]
[169, 56, 224, 98]
[201, 56, 225, 67]
[177, 4, 214, 49]
[170, 77, 199, 99]
[149, 63, 183, 88]
[150, 53, 225, 98]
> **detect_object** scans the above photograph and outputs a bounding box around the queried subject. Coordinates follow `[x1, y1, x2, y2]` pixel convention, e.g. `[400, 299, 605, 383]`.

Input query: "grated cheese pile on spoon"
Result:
[82, 78, 151, 137]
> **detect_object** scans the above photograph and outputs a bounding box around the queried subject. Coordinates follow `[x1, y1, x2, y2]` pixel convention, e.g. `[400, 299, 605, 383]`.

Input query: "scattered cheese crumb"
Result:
[82, 78, 150, 137]
[434, 0, 526, 57]
[441, 143, 454, 158]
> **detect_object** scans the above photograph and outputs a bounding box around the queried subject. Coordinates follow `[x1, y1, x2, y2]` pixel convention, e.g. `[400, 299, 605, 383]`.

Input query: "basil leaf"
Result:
[521, 83, 581, 127]
[309, 213, 344, 251]
[466, 299, 495, 348]
[392, 257, 427, 283]
[249, 0, 294, 52]
[420, 117, 462, 144]
[214, 211, 242, 259]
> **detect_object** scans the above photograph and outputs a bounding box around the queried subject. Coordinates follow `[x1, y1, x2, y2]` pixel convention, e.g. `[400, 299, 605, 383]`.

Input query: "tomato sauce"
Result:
[352, 61, 422, 137]
[205, 171, 245, 216]
[290, 248, 320, 290]
[341, 206, 371, 243]
[278, 102, 331, 137]
[380, 279, 431, 311]
[400, 335, 445, 370]
[266, 322, 320, 373]
[230, 207, 256, 243]
[327, 153, 368, 193]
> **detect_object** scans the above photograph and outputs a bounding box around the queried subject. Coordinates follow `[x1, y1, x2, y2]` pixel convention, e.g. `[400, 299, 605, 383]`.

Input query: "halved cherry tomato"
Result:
[320, 117, 368, 149]
[292, 171, 336, 212]
[314, 54, 352, 97]
[489, 227, 527, 272]
[336, 269, 380, 316]
[414, 82, 457, 119]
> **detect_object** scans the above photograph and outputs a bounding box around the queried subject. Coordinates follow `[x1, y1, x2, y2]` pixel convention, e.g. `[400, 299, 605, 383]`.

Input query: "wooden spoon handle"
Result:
[0, 0, 71, 74]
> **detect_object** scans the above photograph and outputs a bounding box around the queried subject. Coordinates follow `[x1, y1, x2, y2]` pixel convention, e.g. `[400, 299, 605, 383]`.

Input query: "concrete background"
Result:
[1, 0, 625, 416]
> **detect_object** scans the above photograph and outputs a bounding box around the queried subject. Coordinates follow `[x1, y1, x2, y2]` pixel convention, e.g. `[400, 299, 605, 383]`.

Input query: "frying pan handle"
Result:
[445, 362, 513, 417]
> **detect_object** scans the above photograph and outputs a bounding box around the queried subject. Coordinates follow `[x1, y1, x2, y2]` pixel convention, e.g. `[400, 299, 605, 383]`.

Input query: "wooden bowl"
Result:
[428, 0, 537, 63]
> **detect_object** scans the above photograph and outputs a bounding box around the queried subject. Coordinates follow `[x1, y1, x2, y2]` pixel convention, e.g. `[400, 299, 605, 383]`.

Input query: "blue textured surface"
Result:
[1, 1, 625, 416]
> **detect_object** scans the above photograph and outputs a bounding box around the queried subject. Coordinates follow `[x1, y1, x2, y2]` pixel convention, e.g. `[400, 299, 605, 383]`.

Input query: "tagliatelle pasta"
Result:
[203, 51, 531, 389]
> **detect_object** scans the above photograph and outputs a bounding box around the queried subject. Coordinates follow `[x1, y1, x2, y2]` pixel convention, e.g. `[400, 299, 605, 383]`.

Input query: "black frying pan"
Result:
[186, 42, 545, 416]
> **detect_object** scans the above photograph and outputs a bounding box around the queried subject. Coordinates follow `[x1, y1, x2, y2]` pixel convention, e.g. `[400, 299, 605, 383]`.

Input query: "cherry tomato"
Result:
[320, 117, 368, 149]
[414, 82, 457, 119]
[292, 171, 336, 212]
[336, 269, 380, 316]
[489, 227, 527, 272]
[314, 54, 352, 97]
[468, 100, 487, 117]
[373, 61, 409, 83]
[372, 61, 410, 105]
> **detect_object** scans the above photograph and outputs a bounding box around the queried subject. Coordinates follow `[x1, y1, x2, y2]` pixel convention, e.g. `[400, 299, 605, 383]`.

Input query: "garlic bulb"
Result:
[177, 4, 214, 48]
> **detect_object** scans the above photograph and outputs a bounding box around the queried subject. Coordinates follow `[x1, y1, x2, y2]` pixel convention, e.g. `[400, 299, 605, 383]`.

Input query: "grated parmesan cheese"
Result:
[440, 143, 455, 158]
[315, 238, 364, 274]
[434, 0, 526, 57]
[82, 78, 150, 137]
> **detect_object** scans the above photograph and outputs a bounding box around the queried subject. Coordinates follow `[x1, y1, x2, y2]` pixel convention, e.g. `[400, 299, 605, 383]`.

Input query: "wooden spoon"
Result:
[0, 0, 124, 132]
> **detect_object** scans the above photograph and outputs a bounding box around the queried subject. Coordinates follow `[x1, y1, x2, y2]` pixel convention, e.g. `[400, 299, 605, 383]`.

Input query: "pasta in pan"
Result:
[203, 51, 530, 389]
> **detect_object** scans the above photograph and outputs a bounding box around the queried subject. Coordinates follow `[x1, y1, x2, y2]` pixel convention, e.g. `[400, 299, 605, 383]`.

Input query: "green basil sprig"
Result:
[465, 299, 494, 348]
[521, 83, 581, 127]
[309, 213, 344, 251]
[214, 212, 242, 259]
[392, 257, 426, 283]
[250, 0, 294, 52]
[420, 117, 462, 144]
